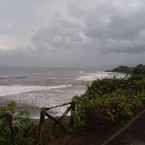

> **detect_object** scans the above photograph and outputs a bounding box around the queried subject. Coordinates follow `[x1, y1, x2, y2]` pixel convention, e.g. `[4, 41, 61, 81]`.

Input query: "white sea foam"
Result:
[0, 83, 81, 117]
[77, 72, 125, 81]
[0, 71, 126, 117]
[0, 84, 72, 97]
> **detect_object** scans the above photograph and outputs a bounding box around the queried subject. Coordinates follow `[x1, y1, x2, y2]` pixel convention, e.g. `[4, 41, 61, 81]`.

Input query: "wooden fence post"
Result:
[38, 102, 72, 139]
[38, 108, 46, 140]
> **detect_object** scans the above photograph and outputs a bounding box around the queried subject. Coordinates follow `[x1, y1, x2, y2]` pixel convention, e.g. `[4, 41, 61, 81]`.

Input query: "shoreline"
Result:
[0, 71, 125, 119]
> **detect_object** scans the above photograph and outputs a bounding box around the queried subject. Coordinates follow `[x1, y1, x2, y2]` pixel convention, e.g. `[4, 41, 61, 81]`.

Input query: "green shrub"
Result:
[0, 102, 34, 145]
[72, 76, 145, 129]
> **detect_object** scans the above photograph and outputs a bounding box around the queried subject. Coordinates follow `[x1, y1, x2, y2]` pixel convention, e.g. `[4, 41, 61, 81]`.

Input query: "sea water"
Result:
[0, 67, 124, 118]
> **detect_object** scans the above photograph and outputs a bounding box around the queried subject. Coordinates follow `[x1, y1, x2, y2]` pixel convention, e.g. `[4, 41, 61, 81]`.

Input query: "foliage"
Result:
[0, 102, 34, 145]
[110, 64, 145, 75]
[110, 65, 133, 73]
[72, 75, 145, 129]
[0, 101, 16, 145]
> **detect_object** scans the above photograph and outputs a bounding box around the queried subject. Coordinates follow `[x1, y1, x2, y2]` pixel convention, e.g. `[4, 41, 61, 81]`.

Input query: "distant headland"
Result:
[108, 64, 145, 74]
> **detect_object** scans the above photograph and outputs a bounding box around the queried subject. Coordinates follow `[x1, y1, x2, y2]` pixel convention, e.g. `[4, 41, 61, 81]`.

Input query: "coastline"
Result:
[0, 71, 126, 119]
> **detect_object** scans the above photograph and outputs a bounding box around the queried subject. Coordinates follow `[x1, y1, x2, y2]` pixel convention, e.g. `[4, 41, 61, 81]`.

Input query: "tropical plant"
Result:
[72, 75, 145, 129]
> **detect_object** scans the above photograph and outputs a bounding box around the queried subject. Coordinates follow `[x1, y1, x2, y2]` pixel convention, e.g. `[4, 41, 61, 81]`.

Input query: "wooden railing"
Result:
[0, 101, 74, 145]
[38, 102, 73, 139]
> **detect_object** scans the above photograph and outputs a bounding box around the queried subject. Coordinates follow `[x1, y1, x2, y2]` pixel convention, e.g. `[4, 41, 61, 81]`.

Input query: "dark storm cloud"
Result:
[0, 0, 145, 67]
[31, 0, 145, 55]
[32, 18, 86, 51]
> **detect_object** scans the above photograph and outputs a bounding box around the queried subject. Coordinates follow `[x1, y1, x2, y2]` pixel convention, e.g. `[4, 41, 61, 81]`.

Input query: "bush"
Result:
[0, 102, 34, 145]
[72, 76, 145, 129]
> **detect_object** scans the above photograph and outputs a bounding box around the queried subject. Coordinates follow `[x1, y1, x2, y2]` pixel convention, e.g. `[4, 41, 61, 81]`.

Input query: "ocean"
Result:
[0, 67, 124, 118]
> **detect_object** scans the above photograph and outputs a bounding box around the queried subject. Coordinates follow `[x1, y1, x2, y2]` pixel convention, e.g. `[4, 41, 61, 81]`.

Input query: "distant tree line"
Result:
[109, 64, 145, 75]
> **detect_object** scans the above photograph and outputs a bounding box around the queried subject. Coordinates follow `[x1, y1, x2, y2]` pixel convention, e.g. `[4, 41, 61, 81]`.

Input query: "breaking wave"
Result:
[77, 72, 126, 81]
[0, 84, 72, 96]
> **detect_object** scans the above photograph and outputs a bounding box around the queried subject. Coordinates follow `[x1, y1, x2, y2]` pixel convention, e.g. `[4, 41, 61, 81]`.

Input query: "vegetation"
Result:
[72, 76, 145, 129]
[71, 64, 145, 129]
[109, 64, 145, 75]
[109, 65, 133, 73]
[0, 101, 35, 145]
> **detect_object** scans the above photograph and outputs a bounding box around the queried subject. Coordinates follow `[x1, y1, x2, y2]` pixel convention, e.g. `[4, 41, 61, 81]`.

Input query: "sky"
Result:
[0, 0, 145, 68]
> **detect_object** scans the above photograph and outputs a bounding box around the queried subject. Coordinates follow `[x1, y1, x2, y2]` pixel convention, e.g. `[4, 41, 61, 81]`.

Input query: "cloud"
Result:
[0, 0, 145, 67]
[30, 0, 145, 56]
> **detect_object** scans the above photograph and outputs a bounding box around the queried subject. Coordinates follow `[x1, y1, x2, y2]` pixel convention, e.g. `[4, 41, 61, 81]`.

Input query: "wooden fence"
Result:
[0, 101, 74, 145]
[1, 102, 145, 145]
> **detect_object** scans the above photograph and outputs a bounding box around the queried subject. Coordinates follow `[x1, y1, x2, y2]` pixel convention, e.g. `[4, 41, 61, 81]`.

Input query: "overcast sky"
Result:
[0, 0, 145, 68]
